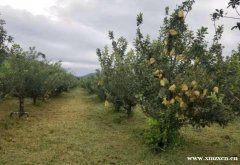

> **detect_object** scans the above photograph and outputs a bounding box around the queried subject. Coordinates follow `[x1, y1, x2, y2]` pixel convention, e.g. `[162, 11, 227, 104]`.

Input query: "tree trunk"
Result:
[127, 106, 132, 118]
[19, 96, 25, 117]
[42, 96, 45, 102]
[33, 96, 37, 105]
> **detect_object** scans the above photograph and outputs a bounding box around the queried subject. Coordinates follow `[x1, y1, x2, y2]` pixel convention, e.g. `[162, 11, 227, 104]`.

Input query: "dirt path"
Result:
[0, 89, 150, 165]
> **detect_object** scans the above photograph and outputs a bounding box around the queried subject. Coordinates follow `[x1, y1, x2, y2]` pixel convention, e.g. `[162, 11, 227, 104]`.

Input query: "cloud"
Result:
[0, 0, 239, 76]
[0, 6, 108, 75]
[0, 0, 56, 16]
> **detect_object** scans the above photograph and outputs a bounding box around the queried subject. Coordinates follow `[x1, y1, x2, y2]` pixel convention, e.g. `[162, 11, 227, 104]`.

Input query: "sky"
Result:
[0, 0, 239, 76]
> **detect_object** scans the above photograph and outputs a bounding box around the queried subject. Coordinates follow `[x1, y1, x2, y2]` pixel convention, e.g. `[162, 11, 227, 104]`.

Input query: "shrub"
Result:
[97, 33, 138, 117]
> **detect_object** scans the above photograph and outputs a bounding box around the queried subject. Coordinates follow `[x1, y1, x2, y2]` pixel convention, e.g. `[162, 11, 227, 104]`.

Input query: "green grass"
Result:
[0, 88, 239, 165]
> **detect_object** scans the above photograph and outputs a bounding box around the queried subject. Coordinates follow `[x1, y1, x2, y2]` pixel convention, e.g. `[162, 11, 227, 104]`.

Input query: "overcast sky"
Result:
[0, 0, 239, 76]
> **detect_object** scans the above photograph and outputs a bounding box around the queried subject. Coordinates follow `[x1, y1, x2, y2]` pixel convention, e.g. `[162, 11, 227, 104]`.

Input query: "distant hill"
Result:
[79, 72, 96, 78]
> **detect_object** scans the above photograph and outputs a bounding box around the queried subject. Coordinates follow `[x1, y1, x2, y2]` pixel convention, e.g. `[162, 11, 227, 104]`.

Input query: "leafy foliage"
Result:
[97, 32, 138, 116]
[133, 1, 234, 150]
[0, 15, 13, 99]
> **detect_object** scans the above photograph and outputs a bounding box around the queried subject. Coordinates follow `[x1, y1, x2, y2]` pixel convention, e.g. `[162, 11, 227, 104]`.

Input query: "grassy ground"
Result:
[0, 88, 239, 165]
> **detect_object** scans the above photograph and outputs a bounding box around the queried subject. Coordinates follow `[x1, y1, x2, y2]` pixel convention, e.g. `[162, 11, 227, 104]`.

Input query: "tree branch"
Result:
[235, 7, 240, 16]
[222, 16, 240, 20]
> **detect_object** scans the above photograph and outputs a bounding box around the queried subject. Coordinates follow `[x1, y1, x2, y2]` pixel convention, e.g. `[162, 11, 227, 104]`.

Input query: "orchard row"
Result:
[0, 16, 78, 117]
[80, 0, 240, 151]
